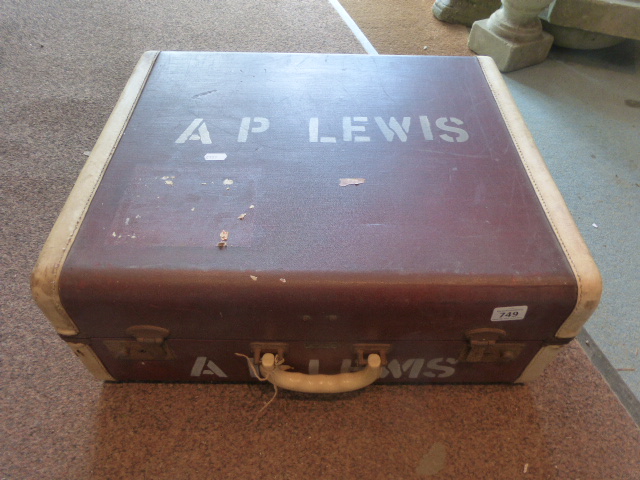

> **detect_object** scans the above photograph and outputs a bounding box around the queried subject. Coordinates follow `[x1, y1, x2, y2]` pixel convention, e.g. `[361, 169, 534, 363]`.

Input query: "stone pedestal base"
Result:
[469, 18, 554, 72]
[541, 0, 640, 41]
[542, 21, 626, 49]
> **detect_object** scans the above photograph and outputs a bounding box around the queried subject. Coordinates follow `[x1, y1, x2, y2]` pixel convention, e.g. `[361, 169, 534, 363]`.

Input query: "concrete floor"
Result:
[503, 41, 640, 411]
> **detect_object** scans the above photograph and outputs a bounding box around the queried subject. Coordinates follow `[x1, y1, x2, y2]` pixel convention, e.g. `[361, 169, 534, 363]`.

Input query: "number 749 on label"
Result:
[491, 306, 528, 322]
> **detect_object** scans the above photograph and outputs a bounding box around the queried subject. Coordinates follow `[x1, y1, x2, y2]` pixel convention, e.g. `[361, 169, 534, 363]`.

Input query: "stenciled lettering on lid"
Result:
[175, 115, 469, 145]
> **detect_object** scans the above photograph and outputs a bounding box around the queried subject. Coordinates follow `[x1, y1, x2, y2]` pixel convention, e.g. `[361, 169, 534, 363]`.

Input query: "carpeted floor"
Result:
[1, 1, 639, 479]
[339, 0, 472, 55]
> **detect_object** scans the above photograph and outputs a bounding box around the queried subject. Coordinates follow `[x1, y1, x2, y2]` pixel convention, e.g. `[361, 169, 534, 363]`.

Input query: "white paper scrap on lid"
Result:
[204, 153, 227, 161]
[339, 178, 365, 187]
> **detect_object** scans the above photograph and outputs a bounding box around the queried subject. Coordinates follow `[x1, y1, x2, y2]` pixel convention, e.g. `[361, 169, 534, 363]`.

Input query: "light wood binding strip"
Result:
[515, 345, 563, 383]
[477, 56, 602, 341]
[31, 51, 160, 336]
[68, 342, 116, 381]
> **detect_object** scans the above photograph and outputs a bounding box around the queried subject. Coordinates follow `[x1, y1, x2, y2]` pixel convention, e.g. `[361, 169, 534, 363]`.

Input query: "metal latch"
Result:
[459, 328, 524, 363]
[104, 325, 175, 360]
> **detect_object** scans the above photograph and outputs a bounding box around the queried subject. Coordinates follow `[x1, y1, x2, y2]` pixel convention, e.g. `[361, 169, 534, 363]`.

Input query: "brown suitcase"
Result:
[32, 51, 601, 391]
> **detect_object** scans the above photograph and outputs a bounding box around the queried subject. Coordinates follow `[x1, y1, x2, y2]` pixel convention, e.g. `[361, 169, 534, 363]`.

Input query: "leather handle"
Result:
[259, 353, 381, 393]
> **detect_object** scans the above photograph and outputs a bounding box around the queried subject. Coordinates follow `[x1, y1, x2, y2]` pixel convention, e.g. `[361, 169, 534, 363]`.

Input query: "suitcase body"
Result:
[32, 52, 601, 386]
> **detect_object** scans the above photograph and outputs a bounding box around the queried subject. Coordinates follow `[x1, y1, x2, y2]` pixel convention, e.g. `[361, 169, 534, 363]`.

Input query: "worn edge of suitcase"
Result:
[30, 51, 161, 380]
[67, 342, 115, 381]
[476, 56, 603, 382]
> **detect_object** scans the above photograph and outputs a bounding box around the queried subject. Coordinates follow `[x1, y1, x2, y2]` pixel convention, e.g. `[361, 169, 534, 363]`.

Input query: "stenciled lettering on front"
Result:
[175, 115, 469, 145]
[190, 357, 228, 377]
[310, 357, 457, 379]
[189, 356, 457, 379]
[380, 358, 457, 379]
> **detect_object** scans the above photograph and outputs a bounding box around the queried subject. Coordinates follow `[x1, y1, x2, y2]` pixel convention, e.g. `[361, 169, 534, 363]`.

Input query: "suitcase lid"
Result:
[33, 52, 601, 344]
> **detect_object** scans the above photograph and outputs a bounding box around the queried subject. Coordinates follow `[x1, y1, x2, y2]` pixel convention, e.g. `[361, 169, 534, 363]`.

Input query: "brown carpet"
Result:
[339, 0, 473, 55]
[2, 1, 639, 479]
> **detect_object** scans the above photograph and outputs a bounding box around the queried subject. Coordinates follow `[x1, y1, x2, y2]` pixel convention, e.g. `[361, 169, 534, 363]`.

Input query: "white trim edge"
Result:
[68, 342, 116, 381]
[477, 56, 603, 340]
[328, 0, 379, 55]
[31, 51, 160, 336]
[515, 344, 563, 383]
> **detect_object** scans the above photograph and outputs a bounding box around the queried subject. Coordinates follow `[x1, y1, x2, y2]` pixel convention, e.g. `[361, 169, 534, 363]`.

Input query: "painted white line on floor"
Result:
[328, 0, 379, 55]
